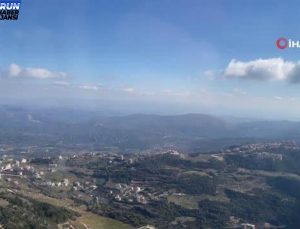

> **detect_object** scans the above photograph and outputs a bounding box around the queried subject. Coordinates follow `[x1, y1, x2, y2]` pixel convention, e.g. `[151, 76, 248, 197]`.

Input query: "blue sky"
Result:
[1, 0, 300, 119]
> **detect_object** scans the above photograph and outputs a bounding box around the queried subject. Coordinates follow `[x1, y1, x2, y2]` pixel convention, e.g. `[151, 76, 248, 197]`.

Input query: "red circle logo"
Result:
[276, 37, 288, 49]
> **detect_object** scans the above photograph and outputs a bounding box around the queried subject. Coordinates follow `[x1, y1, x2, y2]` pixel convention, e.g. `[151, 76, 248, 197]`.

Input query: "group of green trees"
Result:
[0, 193, 78, 229]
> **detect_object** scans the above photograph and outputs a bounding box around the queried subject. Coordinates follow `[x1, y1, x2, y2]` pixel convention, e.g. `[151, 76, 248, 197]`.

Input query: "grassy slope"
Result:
[17, 190, 133, 229]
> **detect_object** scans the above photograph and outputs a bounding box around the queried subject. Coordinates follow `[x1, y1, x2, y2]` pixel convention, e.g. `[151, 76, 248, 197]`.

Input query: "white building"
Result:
[241, 223, 255, 229]
[21, 158, 27, 164]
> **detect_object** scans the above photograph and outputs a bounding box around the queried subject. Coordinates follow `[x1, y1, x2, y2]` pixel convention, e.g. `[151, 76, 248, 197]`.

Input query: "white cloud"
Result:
[122, 87, 135, 93]
[53, 81, 70, 86]
[9, 63, 22, 76]
[7, 63, 67, 79]
[223, 58, 300, 82]
[274, 96, 283, 101]
[225, 88, 247, 97]
[79, 84, 99, 91]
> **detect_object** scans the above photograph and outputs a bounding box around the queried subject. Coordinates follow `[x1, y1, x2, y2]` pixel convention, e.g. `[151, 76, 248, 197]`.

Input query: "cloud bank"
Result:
[223, 58, 300, 83]
[7, 63, 67, 79]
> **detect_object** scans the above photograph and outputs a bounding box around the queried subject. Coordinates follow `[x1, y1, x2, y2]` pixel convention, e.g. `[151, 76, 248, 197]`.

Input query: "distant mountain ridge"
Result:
[0, 105, 300, 152]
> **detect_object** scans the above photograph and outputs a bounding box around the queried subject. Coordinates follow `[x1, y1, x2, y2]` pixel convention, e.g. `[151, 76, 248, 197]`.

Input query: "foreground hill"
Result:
[13, 142, 299, 229]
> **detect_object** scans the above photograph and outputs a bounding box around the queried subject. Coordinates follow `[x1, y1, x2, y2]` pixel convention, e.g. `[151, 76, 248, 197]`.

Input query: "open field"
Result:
[17, 190, 133, 229]
[75, 212, 132, 229]
[167, 193, 229, 209]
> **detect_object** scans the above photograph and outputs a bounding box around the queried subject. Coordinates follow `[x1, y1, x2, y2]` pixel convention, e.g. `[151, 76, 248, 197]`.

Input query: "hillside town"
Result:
[0, 141, 298, 228]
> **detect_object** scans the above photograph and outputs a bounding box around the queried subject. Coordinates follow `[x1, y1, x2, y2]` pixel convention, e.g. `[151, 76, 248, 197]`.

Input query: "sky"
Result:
[1, 0, 300, 119]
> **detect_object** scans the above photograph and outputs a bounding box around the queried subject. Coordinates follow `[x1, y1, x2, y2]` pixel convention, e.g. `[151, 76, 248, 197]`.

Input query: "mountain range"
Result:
[0, 105, 299, 152]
